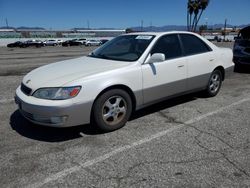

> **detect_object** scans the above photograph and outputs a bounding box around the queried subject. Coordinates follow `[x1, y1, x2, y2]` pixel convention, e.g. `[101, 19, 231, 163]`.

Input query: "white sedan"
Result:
[85, 39, 101, 46]
[43, 39, 59, 46]
[15, 31, 234, 131]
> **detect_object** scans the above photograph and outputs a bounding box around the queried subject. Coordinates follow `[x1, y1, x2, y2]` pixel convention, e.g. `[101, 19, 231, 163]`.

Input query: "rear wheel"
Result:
[205, 70, 222, 97]
[92, 89, 132, 132]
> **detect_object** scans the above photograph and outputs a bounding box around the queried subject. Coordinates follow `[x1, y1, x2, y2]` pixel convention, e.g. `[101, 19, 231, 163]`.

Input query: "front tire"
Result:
[92, 89, 132, 132]
[205, 70, 222, 97]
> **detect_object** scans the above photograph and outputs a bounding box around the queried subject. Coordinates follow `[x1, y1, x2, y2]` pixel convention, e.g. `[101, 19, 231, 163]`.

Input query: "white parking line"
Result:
[27, 97, 250, 188]
[0, 98, 14, 104]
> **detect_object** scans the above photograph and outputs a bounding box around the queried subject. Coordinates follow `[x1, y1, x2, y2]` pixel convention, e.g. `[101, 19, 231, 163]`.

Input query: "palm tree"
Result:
[194, 0, 210, 31]
[191, 0, 200, 31]
[187, 0, 194, 31]
[187, 0, 210, 32]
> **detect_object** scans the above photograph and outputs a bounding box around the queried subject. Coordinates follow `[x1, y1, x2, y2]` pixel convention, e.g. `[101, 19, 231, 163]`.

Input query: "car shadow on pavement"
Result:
[10, 110, 103, 142]
[10, 93, 199, 142]
[130, 93, 198, 120]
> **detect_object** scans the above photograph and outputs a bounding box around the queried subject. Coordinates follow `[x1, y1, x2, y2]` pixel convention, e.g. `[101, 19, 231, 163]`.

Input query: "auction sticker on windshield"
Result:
[135, 35, 153, 40]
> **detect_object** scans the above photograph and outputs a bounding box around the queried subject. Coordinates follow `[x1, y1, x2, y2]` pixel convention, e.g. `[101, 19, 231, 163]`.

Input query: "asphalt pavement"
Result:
[0, 43, 249, 188]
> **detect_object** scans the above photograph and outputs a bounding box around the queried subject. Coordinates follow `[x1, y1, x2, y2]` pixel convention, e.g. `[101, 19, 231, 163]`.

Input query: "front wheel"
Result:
[92, 89, 132, 132]
[205, 70, 222, 97]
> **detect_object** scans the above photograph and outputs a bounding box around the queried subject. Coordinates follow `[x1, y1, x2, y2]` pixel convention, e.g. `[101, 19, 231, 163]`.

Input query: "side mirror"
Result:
[146, 53, 165, 64]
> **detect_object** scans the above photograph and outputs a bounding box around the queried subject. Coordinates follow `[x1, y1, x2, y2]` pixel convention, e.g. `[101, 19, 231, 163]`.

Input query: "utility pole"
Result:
[5, 18, 9, 28]
[141, 20, 143, 31]
[87, 20, 90, 29]
[224, 18, 227, 42]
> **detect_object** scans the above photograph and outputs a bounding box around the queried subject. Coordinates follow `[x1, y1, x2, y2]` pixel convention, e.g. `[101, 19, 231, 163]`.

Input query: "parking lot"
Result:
[0, 43, 250, 187]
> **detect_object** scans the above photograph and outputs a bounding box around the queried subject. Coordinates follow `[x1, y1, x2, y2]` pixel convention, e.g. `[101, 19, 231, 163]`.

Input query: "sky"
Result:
[0, 0, 249, 29]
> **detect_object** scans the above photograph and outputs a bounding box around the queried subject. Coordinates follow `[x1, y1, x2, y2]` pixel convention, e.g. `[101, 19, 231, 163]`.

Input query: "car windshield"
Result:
[88, 35, 155, 62]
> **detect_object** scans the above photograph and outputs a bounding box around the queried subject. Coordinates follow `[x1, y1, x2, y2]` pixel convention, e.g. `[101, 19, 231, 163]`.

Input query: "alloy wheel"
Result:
[102, 96, 127, 126]
[209, 73, 221, 94]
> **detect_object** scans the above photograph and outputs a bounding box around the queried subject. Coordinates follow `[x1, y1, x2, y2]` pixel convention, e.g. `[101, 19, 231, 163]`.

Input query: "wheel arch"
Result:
[92, 84, 137, 113]
[214, 66, 225, 81]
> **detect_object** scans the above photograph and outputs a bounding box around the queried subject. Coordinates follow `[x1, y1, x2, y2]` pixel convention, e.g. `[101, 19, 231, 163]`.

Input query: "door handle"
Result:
[178, 65, 184, 68]
[209, 59, 214, 62]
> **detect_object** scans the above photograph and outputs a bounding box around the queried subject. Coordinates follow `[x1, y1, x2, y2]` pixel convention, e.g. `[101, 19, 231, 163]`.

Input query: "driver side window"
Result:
[151, 34, 182, 60]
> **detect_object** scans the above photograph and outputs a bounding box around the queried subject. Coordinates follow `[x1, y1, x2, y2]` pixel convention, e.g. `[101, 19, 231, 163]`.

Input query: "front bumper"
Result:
[15, 86, 93, 127]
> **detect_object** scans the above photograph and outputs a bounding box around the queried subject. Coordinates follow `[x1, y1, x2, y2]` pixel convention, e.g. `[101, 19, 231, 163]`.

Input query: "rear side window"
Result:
[180, 34, 212, 56]
[151, 34, 182, 60]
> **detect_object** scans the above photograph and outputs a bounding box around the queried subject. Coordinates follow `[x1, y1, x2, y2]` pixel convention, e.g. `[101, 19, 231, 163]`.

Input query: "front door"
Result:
[142, 34, 187, 104]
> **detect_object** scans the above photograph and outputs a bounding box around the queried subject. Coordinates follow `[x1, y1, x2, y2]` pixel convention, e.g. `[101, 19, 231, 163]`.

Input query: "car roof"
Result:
[124, 31, 198, 37]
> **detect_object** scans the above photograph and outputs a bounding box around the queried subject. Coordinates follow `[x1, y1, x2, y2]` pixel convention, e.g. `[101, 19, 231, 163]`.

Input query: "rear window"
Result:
[180, 34, 212, 56]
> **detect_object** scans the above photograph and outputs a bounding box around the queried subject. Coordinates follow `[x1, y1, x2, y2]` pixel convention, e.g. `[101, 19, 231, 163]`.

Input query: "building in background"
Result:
[0, 28, 125, 39]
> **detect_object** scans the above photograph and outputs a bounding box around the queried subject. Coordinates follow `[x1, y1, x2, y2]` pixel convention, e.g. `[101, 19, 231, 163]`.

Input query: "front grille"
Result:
[21, 83, 32, 95]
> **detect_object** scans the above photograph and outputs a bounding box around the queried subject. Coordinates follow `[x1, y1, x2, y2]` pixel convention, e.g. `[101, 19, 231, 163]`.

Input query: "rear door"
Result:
[179, 34, 216, 90]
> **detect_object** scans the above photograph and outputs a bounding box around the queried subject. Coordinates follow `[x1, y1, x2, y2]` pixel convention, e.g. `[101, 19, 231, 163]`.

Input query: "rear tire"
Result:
[205, 70, 222, 97]
[92, 89, 132, 132]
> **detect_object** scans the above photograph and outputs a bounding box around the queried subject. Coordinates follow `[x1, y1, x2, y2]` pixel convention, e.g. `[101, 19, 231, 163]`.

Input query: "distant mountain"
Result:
[211, 24, 250, 29]
[0, 26, 16, 29]
[0, 26, 45, 30]
[1, 24, 249, 31]
[130, 24, 250, 32]
[131, 25, 187, 32]
[72, 27, 120, 30]
[17, 26, 45, 30]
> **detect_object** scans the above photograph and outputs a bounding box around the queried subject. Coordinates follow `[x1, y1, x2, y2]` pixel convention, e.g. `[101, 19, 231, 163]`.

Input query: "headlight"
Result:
[33, 86, 81, 100]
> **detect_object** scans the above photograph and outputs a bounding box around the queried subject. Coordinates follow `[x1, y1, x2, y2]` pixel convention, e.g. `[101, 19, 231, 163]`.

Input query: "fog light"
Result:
[32, 114, 68, 124]
[33, 114, 51, 123]
[50, 116, 68, 124]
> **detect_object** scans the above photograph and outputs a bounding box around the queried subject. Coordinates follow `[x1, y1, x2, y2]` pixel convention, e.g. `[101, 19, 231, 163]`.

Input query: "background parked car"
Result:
[214, 36, 222, 42]
[100, 39, 109, 45]
[57, 39, 64, 45]
[44, 39, 59, 46]
[62, 39, 84, 46]
[62, 39, 75, 46]
[23, 40, 44, 47]
[233, 26, 250, 68]
[85, 39, 101, 46]
[7, 41, 26, 48]
[76, 38, 86, 45]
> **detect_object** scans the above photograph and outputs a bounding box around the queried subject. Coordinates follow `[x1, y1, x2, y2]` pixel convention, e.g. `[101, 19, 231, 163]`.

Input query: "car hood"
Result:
[22, 56, 130, 89]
